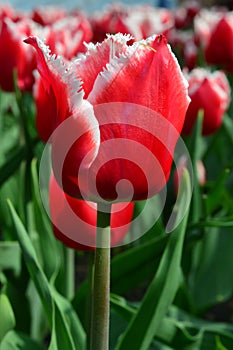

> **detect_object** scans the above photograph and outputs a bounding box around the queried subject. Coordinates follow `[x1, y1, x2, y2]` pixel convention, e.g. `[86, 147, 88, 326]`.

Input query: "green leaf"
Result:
[188, 110, 204, 223]
[0, 330, 45, 350]
[0, 294, 16, 342]
[112, 299, 233, 349]
[30, 159, 62, 282]
[204, 168, 230, 216]
[189, 225, 233, 310]
[110, 294, 136, 322]
[115, 169, 191, 350]
[51, 288, 86, 350]
[7, 200, 86, 350]
[0, 242, 21, 275]
[0, 145, 27, 187]
[111, 234, 168, 294]
[223, 114, 233, 146]
[216, 335, 229, 350]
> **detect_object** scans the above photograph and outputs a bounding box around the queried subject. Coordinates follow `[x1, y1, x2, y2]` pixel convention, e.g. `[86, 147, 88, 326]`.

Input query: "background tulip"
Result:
[182, 68, 230, 135]
[90, 4, 174, 44]
[195, 9, 233, 72]
[0, 17, 41, 91]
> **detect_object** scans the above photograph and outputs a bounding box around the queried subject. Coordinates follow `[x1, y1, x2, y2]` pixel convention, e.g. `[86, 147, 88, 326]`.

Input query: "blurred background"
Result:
[1, 0, 233, 12]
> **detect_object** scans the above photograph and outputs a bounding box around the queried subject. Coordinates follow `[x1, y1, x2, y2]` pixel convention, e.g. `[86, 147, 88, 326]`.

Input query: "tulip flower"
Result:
[0, 18, 41, 92]
[195, 9, 233, 72]
[50, 173, 134, 249]
[45, 14, 93, 60]
[31, 6, 66, 26]
[25, 33, 189, 202]
[90, 4, 174, 43]
[182, 68, 230, 136]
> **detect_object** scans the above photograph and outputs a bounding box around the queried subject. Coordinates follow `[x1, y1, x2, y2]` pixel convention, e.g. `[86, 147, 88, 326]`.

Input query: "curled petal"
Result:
[24, 36, 84, 133]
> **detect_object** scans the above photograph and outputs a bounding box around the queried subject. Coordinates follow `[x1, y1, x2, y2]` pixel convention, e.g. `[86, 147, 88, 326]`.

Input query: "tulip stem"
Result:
[90, 202, 111, 350]
[64, 246, 75, 300]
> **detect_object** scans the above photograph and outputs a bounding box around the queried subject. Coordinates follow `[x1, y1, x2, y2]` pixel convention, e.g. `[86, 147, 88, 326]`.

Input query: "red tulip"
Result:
[195, 9, 233, 72]
[90, 4, 174, 43]
[182, 68, 230, 136]
[0, 18, 40, 92]
[49, 173, 134, 250]
[25, 33, 190, 202]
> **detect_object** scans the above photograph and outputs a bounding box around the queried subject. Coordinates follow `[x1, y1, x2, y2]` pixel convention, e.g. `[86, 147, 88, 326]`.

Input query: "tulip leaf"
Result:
[204, 168, 230, 216]
[30, 158, 62, 282]
[0, 294, 16, 342]
[0, 145, 27, 187]
[7, 200, 86, 350]
[223, 114, 233, 146]
[111, 294, 233, 349]
[188, 110, 204, 223]
[188, 225, 233, 311]
[0, 330, 45, 350]
[115, 169, 191, 350]
[0, 241, 21, 275]
[111, 233, 168, 294]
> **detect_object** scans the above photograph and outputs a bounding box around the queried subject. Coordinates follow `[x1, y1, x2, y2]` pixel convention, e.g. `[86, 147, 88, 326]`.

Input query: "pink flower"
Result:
[182, 68, 230, 136]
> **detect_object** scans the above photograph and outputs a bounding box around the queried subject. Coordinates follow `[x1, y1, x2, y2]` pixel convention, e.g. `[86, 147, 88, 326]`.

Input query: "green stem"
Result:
[86, 251, 94, 350]
[90, 202, 111, 350]
[64, 246, 75, 300]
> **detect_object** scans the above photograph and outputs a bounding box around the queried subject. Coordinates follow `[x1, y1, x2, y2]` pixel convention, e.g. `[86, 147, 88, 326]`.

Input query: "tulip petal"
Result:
[75, 33, 132, 98]
[25, 36, 101, 195]
[88, 34, 189, 133]
[24, 36, 84, 129]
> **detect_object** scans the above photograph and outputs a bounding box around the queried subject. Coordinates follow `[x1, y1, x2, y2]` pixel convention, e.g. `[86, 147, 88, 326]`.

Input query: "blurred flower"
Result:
[31, 6, 66, 26]
[0, 4, 15, 21]
[45, 13, 93, 60]
[168, 29, 198, 70]
[182, 68, 230, 135]
[49, 173, 134, 250]
[195, 9, 233, 72]
[0, 17, 42, 92]
[25, 33, 189, 202]
[174, 1, 200, 29]
[90, 4, 174, 43]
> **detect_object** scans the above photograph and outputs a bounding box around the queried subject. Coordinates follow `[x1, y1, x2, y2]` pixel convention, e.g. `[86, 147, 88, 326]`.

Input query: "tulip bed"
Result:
[1, 1, 233, 350]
